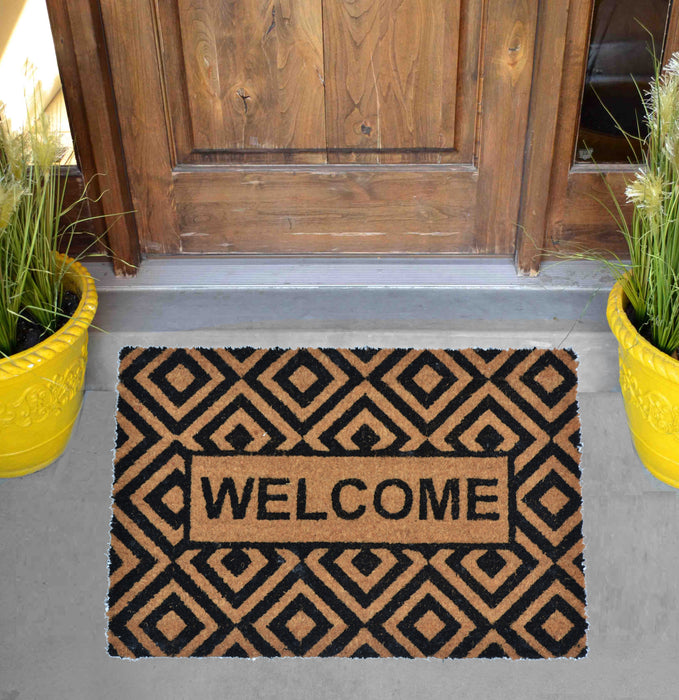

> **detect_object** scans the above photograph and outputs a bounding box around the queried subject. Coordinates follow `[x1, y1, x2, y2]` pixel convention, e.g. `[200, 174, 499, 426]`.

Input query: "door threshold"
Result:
[86, 257, 616, 291]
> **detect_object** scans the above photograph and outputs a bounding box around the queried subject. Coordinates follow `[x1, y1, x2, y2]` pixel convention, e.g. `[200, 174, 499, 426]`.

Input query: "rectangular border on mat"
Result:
[186, 453, 515, 547]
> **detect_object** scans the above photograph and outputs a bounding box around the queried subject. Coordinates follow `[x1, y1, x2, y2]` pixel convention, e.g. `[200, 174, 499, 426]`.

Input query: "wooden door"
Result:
[96, 0, 538, 257]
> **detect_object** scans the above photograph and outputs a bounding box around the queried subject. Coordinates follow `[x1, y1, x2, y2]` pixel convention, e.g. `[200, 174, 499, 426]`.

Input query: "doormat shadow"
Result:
[108, 347, 586, 659]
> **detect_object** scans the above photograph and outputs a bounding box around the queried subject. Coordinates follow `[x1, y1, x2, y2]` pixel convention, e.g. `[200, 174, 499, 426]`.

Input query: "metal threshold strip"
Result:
[85, 257, 617, 292]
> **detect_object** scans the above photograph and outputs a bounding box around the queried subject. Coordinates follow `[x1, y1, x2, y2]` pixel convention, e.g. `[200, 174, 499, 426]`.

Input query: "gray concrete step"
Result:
[85, 259, 621, 393]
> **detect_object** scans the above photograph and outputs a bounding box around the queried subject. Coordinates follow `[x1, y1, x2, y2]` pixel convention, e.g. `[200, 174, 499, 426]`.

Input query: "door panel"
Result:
[174, 166, 478, 253]
[174, 0, 326, 158]
[323, 0, 460, 163]
[100, 0, 537, 256]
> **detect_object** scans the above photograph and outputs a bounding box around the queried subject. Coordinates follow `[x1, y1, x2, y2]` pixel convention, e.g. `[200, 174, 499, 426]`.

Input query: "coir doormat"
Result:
[108, 347, 586, 659]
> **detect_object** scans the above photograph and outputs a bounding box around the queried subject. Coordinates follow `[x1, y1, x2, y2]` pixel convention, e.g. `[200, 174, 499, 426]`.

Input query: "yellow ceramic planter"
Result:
[0, 256, 98, 477]
[607, 281, 679, 487]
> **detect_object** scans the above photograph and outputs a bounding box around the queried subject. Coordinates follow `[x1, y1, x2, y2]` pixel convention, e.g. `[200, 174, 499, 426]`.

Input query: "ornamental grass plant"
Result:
[0, 97, 100, 358]
[593, 53, 679, 359]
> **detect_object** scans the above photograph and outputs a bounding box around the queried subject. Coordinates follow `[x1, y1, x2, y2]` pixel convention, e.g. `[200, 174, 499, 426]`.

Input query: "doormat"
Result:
[108, 347, 586, 659]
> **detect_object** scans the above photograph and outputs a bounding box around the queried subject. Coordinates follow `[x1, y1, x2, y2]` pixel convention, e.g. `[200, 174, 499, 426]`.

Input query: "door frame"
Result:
[47, 0, 140, 275]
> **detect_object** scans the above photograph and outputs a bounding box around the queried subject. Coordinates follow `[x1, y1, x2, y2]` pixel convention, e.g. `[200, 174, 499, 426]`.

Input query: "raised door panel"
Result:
[323, 0, 461, 163]
[182, 0, 325, 152]
[174, 167, 479, 253]
[162, 0, 326, 163]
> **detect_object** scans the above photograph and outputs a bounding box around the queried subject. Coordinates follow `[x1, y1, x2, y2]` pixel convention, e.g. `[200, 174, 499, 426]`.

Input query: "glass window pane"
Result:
[0, 0, 75, 165]
[576, 0, 671, 163]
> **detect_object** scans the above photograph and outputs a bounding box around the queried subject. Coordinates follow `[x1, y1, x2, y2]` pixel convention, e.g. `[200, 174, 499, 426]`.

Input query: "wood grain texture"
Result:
[99, 0, 179, 254]
[173, 167, 479, 254]
[47, 0, 140, 275]
[547, 169, 632, 256]
[323, 0, 460, 163]
[455, 0, 484, 163]
[474, 0, 538, 254]
[540, 0, 591, 256]
[177, 0, 326, 161]
[515, 1, 570, 275]
[57, 169, 104, 258]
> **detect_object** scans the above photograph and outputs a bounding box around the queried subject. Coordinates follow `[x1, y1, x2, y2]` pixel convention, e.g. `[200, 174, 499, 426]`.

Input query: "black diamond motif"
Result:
[222, 549, 252, 577]
[224, 424, 254, 451]
[115, 424, 128, 450]
[475, 424, 504, 452]
[321, 395, 411, 454]
[477, 642, 509, 658]
[520, 354, 573, 409]
[109, 548, 122, 576]
[143, 468, 185, 531]
[476, 550, 507, 579]
[523, 469, 580, 531]
[397, 351, 457, 409]
[443, 394, 531, 454]
[273, 350, 333, 408]
[191, 547, 284, 609]
[473, 348, 503, 363]
[444, 544, 537, 609]
[352, 549, 382, 577]
[268, 594, 332, 656]
[194, 397, 286, 453]
[352, 643, 380, 658]
[525, 594, 586, 656]
[397, 594, 461, 656]
[318, 548, 415, 609]
[224, 642, 249, 657]
[149, 351, 210, 407]
[352, 348, 382, 362]
[352, 424, 380, 450]
[140, 592, 205, 655]
[569, 429, 581, 450]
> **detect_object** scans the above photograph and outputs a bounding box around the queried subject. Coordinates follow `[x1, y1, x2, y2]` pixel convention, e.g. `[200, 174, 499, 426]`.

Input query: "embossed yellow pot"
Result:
[0, 256, 98, 477]
[607, 280, 679, 487]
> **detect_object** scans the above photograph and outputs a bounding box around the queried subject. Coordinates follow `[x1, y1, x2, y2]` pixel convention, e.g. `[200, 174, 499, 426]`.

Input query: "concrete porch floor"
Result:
[1, 260, 678, 699]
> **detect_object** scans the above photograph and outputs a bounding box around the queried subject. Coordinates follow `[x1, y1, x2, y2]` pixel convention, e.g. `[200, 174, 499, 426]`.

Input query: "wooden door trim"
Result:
[551, 0, 679, 261]
[514, 1, 571, 275]
[47, 0, 140, 275]
[99, 0, 179, 255]
[475, 0, 539, 256]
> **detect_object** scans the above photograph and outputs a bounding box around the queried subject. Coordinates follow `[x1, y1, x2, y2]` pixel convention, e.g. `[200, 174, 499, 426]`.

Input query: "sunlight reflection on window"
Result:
[0, 0, 75, 165]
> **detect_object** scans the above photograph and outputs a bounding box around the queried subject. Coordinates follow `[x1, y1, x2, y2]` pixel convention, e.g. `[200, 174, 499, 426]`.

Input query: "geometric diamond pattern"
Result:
[139, 592, 205, 655]
[351, 549, 382, 577]
[523, 469, 580, 531]
[397, 593, 461, 656]
[476, 549, 508, 579]
[109, 347, 586, 658]
[268, 593, 332, 656]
